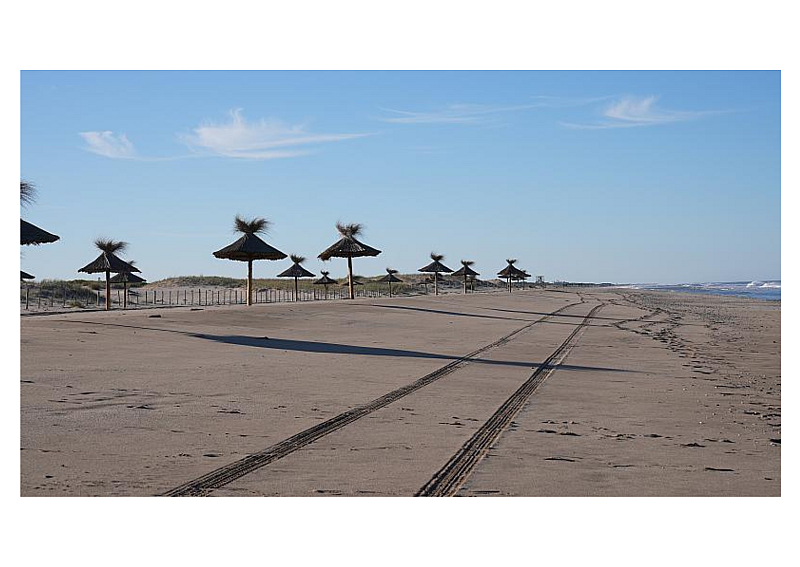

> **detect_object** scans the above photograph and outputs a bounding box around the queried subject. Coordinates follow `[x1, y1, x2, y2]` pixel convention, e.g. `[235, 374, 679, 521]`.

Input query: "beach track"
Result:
[160, 300, 584, 496]
[416, 303, 604, 496]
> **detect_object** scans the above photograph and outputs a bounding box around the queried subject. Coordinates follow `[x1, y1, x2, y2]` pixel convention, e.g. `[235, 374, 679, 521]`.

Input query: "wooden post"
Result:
[105, 271, 111, 310]
[25, 285, 29, 310]
[347, 255, 354, 299]
[246, 259, 253, 305]
[123, 281, 128, 309]
[434, 271, 439, 296]
[294, 277, 299, 302]
[63, 284, 67, 307]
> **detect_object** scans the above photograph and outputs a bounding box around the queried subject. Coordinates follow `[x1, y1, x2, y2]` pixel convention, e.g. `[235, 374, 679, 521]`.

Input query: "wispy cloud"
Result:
[79, 109, 368, 161]
[377, 96, 607, 125]
[79, 131, 138, 159]
[378, 103, 539, 124]
[561, 95, 724, 129]
[179, 108, 369, 159]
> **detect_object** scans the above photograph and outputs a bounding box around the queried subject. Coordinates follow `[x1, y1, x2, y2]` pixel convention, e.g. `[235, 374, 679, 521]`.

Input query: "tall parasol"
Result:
[277, 254, 316, 302]
[213, 215, 286, 306]
[452, 260, 479, 294]
[318, 222, 381, 300]
[378, 268, 403, 298]
[418, 252, 453, 296]
[78, 239, 139, 310]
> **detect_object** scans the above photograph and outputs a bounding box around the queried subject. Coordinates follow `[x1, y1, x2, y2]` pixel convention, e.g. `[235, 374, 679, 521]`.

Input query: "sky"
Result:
[20, 71, 780, 284]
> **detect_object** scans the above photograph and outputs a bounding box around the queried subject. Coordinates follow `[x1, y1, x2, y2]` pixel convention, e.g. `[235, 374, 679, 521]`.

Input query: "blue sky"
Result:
[20, 71, 780, 284]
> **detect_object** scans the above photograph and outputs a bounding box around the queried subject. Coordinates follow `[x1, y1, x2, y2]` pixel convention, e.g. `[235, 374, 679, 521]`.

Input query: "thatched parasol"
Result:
[418, 252, 453, 296]
[21, 219, 60, 246]
[313, 270, 336, 299]
[340, 277, 364, 286]
[109, 262, 146, 309]
[497, 258, 527, 293]
[78, 239, 139, 310]
[378, 268, 403, 298]
[452, 260, 479, 294]
[277, 254, 316, 302]
[109, 272, 146, 284]
[21, 271, 35, 280]
[213, 215, 286, 306]
[512, 269, 531, 290]
[20, 181, 60, 246]
[318, 222, 381, 300]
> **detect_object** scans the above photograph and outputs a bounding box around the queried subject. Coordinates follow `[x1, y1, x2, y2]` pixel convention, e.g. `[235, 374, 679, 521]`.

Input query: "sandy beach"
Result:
[20, 287, 780, 496]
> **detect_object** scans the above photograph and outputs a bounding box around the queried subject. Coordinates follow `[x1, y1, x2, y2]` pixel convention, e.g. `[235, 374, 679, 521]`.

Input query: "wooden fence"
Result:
[20, 283, 400, 312]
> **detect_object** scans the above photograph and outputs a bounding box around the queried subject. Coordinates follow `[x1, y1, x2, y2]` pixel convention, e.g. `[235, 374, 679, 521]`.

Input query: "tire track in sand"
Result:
[416, 303, 604, 497]
[161, 300, 585, 496]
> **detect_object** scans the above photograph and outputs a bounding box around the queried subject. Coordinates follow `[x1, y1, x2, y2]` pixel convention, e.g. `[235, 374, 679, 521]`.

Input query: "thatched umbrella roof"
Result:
[79, 241, 140, 275]
[497, 258, 526, 278]
[21, 270, 35, 280]
[314, 271, 337, 285]
[21, 219, 60, 246]
[452, 264, 479, 277]
[277, 255, 316, 279]
[318, 223, 381, 260]
[340, 278, 364, 286]
[419, 252, 453, 274]
[110, 272, 147, 284]
[79, 252, 139, 274]
[378, 272, 403, 283]
[213, 233, 286, 261]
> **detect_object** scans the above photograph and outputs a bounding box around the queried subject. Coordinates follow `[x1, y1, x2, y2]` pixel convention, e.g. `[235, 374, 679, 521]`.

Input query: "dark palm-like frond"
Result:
[430, 252, 444, 262]
[290, 254, 306, 264]
[386, 267, 398, 275]
[506, 258, 517, 265]
[94, 238, 128, 254]
[234, 215, 270, 235]
[336, 222, 363, 238]
[461, 260, 475, 267]
[20, 181, 36, 207]
[321, 270, 330, 276]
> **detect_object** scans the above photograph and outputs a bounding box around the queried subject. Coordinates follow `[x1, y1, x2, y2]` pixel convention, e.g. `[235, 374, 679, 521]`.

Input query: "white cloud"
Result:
[378, 103, 540, 124]
[378, 96, 607, 125]
[180, 108, 368, 159]
[561, 95, 722, 129]
[79, 131, 138, 158]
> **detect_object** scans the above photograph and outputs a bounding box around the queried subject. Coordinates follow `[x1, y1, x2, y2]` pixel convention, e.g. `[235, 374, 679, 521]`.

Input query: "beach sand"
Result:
[20, 288, 780, 496]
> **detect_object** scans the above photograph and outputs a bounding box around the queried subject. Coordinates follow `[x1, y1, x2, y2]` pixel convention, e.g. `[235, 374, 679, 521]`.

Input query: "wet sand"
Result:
[20, 288, 780, 496]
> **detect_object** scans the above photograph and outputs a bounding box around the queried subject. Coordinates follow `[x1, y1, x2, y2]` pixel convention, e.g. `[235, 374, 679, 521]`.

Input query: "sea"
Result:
[617, 280, 781, 301]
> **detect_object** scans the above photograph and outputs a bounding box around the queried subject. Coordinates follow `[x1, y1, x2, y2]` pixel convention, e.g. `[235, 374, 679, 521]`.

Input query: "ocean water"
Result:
[618, 280, 781, 301]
